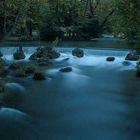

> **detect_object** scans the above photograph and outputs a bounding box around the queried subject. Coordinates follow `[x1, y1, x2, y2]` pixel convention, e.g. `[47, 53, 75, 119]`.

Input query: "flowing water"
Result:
[0, 46, 140, 140]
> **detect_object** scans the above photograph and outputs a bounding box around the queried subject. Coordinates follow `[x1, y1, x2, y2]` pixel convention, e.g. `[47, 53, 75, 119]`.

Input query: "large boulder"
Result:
[37, 57, 52, 66]
[15, 69, 27, 77]
[13, 46, 25, 60]
[0, 58, 5, 68]
[125, 50, 139, 61]
[0, 59, 7, 77]
[106, 57, 115, 62]
[29, 46, 60, 61]
[136, 69, 140, 77]
[25, 65, 36, 74]
[0, 79, 5, 93]
[9, 63, 21, 70]
[59, 67, 72, 72]
[0, 51, 3, 57]
[72, 48, 84, 57]
[48, 50, 60, 59]
[136, 61, 140, 77]
[33, 71, 46, 80]
[0, 68, 9, 77]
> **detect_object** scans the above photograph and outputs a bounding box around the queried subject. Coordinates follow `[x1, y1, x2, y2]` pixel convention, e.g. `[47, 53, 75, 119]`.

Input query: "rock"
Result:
[0, 58, 5, 68]
[25, 65, 36, 74]
[0, 79, 5, 93]
[59, 67, 72, 72]
[33, 72, 46, 80]
[29, 52, 38, 60]
[38, 58, 52, 66]
[125, 51, 139, 61]
[13, 46, 25, 60]
[0, 86, 4, 93]
[0, 68, 8, 76]
[72, 48, 84, 57]
[0, 51, 3, 57]
[15, 69, 27, 77]
[122, 61, 131, 66]
[136, 61, 140, 77]
[29, 46, 60, 61]
[136, 69, 140, 77]
[106, 57, 115, 62]
[48, 50, 60, 59]
[63, 58, 70, 61]
[9, 63, 20, 70]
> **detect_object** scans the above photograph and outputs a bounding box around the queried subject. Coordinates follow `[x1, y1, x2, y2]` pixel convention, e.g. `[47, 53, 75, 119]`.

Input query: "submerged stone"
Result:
[0, 58, 5, 68]
[125, 51, 139, 61]
[37, 57, 52, 66]
[122, 61, 131, 66]
[25, 65, 36, 74]
[33, 72, 46, 80]
[136, 70, 140, 77]
[0, 51, 3, 57]
[0, 86, 4, 93]
[9, 63, 20, 70]
[59, 67, 72, 72]
[15, 69, 27, 77]
[106, 57, 115, 62]
[0, 107, 38, 140]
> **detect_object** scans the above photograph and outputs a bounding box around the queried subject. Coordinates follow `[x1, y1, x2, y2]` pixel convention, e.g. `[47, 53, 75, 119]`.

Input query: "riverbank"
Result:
[0, 38, 134, 49]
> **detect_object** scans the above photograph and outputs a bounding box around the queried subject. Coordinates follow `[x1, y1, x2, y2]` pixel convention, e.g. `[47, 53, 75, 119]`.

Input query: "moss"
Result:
[13, 46, 25, 60]
[25, 64, 37, 74]
[0, 51, 3, 57]
[0, 58, 5, 68]
[0, 78, 6, 93]
[33, 71, 46, 80]
[136, 61, 140, 77]
[9, 63, 21, 70]
[15, 68, 27, 77]
[72, 48, 84, 57]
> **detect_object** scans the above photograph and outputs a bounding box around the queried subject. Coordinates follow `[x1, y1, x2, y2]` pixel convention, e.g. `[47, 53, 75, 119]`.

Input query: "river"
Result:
[0, 40, 140, 140]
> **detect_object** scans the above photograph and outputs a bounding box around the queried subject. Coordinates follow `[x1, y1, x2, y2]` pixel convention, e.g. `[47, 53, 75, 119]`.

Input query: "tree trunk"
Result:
[100, 9, 115, 30]
[3, 0, 6, 36]
[84, 0, 89, 17]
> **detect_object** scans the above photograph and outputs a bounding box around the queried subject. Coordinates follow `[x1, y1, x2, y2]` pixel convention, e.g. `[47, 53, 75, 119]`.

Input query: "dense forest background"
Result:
[0, 0, 139, 45]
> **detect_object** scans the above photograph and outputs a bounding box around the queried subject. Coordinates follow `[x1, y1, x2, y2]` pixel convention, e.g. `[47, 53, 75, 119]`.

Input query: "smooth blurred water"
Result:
[1, 47, 140, 140]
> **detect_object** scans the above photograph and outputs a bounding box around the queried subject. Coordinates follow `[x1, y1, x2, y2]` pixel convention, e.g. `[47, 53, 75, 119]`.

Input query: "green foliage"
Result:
[73, 17, 100, 39]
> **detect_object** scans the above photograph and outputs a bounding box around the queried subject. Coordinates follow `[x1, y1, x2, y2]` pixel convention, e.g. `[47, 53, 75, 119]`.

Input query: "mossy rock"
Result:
[25, 65, 36, 74]
[125, 53, 139, 61]
[48, 50, 60, 59]
[0, 51, 3, 57]
[72, 48, 84, 57]
[0, 79, 6, 93]
[13, 50, 25, 60]
[29, 46, 60, 61]
[0, 58, 5, 68]
[15, 69, 27, 77]
[13, 46, 25, 60]
[59, 67, 72, 72]
[9, 63, 21, 70]
[33, 71, 46, 80]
